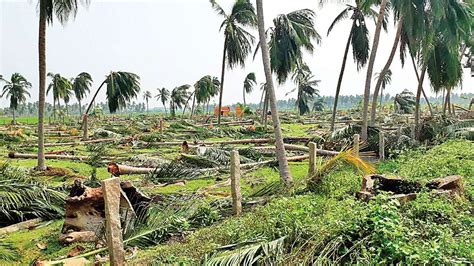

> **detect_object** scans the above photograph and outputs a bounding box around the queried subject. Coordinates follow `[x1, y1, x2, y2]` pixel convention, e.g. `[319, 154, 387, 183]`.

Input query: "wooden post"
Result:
[308, 142, 317, 176]
[379, 131, 385, 161]
[230, 150, 242, 216]
[159, 119, 164, 134]
[396, 126, 402, 138]
[101, 177, 125, 266]
[353, 134, 360, 157]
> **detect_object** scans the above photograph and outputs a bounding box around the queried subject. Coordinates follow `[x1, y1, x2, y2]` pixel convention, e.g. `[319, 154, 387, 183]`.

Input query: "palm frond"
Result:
[203, 237, 286, 266]
[327, 7, 350, 36]
[106, 71, 141, 113]
[145, 161, 201, 183]
[0, 241, 20, 261]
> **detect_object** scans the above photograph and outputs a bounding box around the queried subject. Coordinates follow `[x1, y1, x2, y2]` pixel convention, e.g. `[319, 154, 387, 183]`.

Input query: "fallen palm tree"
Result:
[198, 119, 254, 127]
[7, 152, 115, 162]
[21, 137, 118, 147]
[144, 137, 311, 148]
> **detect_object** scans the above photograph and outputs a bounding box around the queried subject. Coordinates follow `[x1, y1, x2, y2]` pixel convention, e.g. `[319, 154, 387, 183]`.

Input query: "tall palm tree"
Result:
[288, 64, 320, 116]
[328, 1, 380, 132]
[170, 85, 190, 117]
[268, 9, 321, 84]
[47, 73, 72, 121]
[256, 0, 292, 186]
[374, 69, 392, 108]
[37, 0, 89, 170]
[210, 0, 257, 126]
[0, 73, 31, 124]
[242, 72, 256, 106]
[155, 88, 170, 115]
[83, 71, 140, 139]
[143, 91, 152, 112]
[361, 0, 390, 140]
[72, 72, 92, 115]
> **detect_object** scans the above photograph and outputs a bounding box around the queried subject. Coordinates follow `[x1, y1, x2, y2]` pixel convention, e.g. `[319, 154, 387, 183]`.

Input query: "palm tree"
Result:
[83, 71, 140, 139]
[72, 72, 92, 115]
[256, 0, 292, 186]
[243, 72, 256, 106]
[361, 0, 389, 140]
[287, 64, 320, 116]
[47, 73, 72, 121]
[374, 69, 392, 108]
[143, 91, 152, 112]
[169, 85, 190, 117]
[328, 1, 378, 132]
[192, 75, 221, 118]
[268, 9, 321, 84]
[37, 0, 89, 170]
[210, 0, 257, 126]
[0, 73, 31, 124]
[155, 88, 170, 115]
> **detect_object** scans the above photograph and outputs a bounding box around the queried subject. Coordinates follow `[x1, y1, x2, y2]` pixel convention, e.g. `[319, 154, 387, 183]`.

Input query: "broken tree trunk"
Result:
[230, 150, 242, 216]
[108, 162, 156, 176]
[0, 218, 43, 235]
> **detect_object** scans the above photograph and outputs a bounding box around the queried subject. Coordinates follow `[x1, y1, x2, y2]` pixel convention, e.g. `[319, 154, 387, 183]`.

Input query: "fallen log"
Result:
[21, 138, 117, 147]
[0, 218, 43, 235]
[198, 120, 254, 127]
[108, 163, 156, 176]
[8, 152, 114, 162]
[145, 137, 310, 148]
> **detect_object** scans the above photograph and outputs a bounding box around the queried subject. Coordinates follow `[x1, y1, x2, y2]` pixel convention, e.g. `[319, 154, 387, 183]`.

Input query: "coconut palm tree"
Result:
[374, 69, 392, 108]
[210, 0, 257, 126]
[0, 73, 31, 124]
[143, 91, 152, 112]
[267, 9, 321, 84]
[287, 64, 320, 116]
[72, 72, 92, 115]
[36, 0, 89, 170]
[83, 71, 140, 139]
[243, 72, 256, 106]
[328, 1, 381, 132]
[155, 88, 170, 115]
[191, 75, 221, 118]
[361, 0, 390, 140]
[47, 73, 72, 121]
[256, 0, 292, 186]
[170, 85, 190, 117]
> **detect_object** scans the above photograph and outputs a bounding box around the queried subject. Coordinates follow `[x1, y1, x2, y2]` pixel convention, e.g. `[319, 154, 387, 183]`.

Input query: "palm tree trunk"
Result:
[361, 0, 388, 140]
[163, 101, 167, 115]
[410, 53, 433, 116]
[190, 94, 196, 119]
[217, 36, 228, 126]
[256, 0, 293, 186]
[330, 22, 354, 132]
[415, 65, 427, 140]
[12, 108, 16, 125]
[37, 5, 47, 170]
[261, 89, 268, 124]
[52, 99, 56, 122]
[259, 88, 265, 110]
[83, 80, 106, 140]
[370, 17, 403, 126]
[78, 99, 82, 115]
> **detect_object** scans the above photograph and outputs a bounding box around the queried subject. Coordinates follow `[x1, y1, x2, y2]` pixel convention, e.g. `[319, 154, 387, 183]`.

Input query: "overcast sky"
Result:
[0, 0, 472, 108]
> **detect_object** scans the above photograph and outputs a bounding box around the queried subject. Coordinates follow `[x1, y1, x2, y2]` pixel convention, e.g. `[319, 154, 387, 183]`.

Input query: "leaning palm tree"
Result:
[72, 72, 92, 115]
[155, 88, 170, 115]
[47, 73, 72, 121]
[256, 0, 292, 185]
[361, 0, 390, 140]
[267, 9, 321, 84]
[243, 72, 256, 106]
[210, 0, 257, 126]
[328, 1, 376, 132]
[287, 64, 320, 116]
[36, 0, 89, 170]
[0, 73, 31, 124]
[82, 71, 141, 139]
[143, 91, 152, 112]
[375, 69, 392, 108]
[169, 85, 190, 117]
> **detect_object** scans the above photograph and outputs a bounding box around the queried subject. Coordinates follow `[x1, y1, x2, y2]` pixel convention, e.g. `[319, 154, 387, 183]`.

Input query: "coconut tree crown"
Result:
[1, 73, 31, 111]
[104, 71, 141, 113]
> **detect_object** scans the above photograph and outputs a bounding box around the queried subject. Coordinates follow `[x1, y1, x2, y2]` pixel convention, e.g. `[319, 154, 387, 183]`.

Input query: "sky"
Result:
[0, 0, 472, 108]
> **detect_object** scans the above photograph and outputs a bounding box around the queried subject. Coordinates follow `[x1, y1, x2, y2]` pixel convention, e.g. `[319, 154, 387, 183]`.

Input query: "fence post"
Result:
[159, 119, 164, 134]
[101, 177, 125, 266]
[379, 131, 385, 161]
[353, 134, 360, 157]
[230, 150, 242, 216]
[308, 142, 317, 177]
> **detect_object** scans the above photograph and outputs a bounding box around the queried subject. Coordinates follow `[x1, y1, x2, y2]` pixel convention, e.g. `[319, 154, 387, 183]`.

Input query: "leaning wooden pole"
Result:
[230, 150, 242, 216]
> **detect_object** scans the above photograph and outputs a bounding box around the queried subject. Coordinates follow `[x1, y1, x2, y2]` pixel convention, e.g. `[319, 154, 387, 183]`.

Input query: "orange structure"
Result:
[235, 105, 243, 117]
[214, 106, 231, 116]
